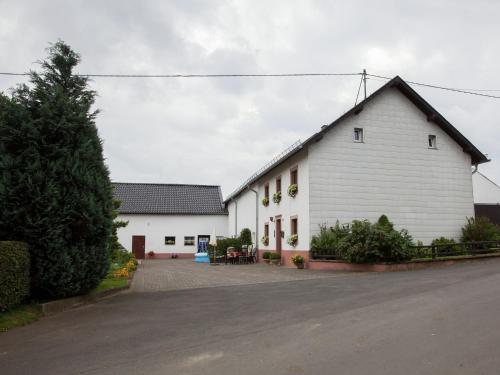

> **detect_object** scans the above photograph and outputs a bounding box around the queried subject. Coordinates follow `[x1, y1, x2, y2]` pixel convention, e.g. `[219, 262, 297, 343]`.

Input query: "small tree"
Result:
[240, 228, 252, 245]
[0, 41, 114, 298]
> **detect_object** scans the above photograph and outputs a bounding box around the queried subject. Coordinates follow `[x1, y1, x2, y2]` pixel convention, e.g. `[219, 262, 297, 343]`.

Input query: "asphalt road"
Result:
[2, 259, 500, 374]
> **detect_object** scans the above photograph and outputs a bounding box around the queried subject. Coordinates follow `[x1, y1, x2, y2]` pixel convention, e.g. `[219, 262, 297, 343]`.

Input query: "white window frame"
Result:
[354, 128, 364, 142]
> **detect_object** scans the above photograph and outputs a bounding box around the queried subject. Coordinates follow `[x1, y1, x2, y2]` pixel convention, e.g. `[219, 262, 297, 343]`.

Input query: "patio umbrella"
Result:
[209, 227, 218, 265]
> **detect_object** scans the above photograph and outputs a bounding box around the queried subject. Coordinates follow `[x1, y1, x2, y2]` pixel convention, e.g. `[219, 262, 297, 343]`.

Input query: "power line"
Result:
[1, 70, 499, 99]
[366, 73, 500, 100]
[0, 71, 361, 78]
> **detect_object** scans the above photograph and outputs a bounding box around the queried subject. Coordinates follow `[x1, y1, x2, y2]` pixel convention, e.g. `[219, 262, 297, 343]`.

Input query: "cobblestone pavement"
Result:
[131, 259, 343, 292]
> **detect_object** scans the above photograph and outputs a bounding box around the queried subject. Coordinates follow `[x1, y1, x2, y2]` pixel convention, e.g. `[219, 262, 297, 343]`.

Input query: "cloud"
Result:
[1, 0, 499, 196]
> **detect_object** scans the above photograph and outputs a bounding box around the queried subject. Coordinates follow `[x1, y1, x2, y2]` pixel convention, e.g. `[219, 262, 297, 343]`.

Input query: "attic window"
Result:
[354, 128, 363, 142]
[428, 135, 437, 149]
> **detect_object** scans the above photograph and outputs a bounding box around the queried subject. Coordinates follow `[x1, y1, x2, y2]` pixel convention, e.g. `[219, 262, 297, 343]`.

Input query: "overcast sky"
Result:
[1, 0, 499, 197]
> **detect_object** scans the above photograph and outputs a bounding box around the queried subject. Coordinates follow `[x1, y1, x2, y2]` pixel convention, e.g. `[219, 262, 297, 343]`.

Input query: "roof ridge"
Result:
[112, 182, 221, 188]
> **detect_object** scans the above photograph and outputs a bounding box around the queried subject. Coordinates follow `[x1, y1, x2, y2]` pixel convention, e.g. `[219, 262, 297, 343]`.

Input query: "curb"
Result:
[41, 271, 135, 316]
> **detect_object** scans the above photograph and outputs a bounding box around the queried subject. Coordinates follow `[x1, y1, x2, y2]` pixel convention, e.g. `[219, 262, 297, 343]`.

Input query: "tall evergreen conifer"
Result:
[0, 41, 113, 298]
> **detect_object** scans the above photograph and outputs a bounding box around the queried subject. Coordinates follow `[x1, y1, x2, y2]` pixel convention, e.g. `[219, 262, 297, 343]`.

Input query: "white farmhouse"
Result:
[225, 76, 488, 267]
[113, 183, 228, 259]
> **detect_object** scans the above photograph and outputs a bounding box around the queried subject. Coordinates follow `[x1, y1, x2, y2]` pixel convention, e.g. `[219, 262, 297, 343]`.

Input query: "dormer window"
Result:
[428, 135, 437, 149]
[354, 128, 363, 142]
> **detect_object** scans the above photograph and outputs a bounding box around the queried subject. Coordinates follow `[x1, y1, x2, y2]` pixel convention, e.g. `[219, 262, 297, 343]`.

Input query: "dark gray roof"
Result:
[113, 183, 227, 215]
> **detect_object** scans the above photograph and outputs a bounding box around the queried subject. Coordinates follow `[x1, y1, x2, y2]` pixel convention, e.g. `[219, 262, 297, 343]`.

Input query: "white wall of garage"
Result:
[117, 214, 228, 254]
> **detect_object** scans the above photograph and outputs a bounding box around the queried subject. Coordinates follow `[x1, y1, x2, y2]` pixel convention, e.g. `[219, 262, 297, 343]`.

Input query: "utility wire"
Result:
[367, 73, 500, 100]
[0, 72, 361, 78]
[1, 70, 499, 99]
[354, 75, 363, 106]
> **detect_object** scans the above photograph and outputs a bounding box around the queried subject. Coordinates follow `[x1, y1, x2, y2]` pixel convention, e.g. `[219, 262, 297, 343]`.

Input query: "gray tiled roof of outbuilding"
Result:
[112, 182, 227, 215]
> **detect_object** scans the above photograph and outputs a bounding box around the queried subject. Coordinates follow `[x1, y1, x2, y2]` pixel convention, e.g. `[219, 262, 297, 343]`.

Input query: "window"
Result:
[290, 167, 298, 186]
[184, 236, 195, 246]
[291, 217, 298, 236]
[428, 134, 437, 148]
[264, 223, 269, 238]
[264, 183, 269, 200]
[354, 128, 363, 142]
[276, 176, 282, 193]
[165, 236, 175, 245]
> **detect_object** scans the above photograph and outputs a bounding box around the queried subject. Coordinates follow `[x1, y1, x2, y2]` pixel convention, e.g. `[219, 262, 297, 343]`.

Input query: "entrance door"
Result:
[275, 218, 282, 254]
[198, 235, 210, 253]
[132, 235, 145, 259]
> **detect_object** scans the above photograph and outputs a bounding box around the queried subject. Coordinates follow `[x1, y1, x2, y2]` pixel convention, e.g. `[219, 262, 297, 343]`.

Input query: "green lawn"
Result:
[0, 304, 43, 333]
[1, 276, 130, 333]
[94, 276, 128, 293]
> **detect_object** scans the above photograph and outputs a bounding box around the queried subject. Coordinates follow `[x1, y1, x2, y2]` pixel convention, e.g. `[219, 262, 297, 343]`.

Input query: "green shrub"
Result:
[461, 217, 500, 242]
[0, 242, 30, 312]
[431, 237, 462, 255]
[208, 237, 242, 257]
[262, 251, 271, 259]
[310, 222, 349, 256]
[269, 252, 281, 260]
[337, 216, 414, 263]
[240, 228, 252, 245]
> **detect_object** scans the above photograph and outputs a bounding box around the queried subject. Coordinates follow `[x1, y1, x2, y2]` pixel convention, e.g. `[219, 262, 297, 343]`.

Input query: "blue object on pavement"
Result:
[194, 252, 210, 263]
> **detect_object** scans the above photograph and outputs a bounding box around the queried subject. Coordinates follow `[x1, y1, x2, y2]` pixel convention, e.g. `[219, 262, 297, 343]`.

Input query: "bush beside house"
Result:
[311, 215, 414, 264]
[461, 216, 500, 242]
[311, 215, 500, 264]
[0, 242, 30, 312]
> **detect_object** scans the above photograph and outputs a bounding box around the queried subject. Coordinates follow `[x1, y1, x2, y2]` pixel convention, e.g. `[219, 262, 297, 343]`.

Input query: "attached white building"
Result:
[473, 171, 500, 224]
[113, 183, 228, 259]
[225, 76, 489, 266]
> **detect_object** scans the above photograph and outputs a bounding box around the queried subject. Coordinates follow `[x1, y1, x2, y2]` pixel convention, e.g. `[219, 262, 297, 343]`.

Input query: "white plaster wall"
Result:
[227, 151, 310, 251]
[473, 172, 500, 204]
[117, 214, 228, 254]
[308, 87, 474, 244]
[226, 189, 257, 239]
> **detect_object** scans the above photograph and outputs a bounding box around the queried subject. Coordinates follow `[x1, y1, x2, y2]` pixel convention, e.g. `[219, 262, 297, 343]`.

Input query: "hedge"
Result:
[0, 241, 30, 312]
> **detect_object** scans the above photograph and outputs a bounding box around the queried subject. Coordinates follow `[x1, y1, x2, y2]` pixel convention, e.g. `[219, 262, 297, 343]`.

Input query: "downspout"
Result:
[247, 185, 259, 254]
[232, 198, 238, 237]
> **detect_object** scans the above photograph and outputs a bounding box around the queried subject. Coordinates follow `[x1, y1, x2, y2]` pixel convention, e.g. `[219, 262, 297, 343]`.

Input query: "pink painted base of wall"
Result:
[257, 249, 309, 268]
[146, 253, 195, 260]
[309, 254, 500, 272]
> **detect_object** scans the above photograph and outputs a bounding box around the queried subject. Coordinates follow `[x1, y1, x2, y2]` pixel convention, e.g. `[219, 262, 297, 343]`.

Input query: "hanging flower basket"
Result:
[287, 234, 298, 247]
[261, 235, 269, 246]
[273, 191, 282, 204]
[287, 184, 298, 198]
[262, 196, 269, 207]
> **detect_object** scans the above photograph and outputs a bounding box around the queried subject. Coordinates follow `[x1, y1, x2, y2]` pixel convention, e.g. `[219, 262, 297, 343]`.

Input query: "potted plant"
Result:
[273, 191, 282, 204]
[287, 234, 298, 247]
[287, 184, 298, 198]
[291, 255, 305, 269]
[262, 196, 269, 207]
[269, 252, 281, 265]
[262, 251, 271, 264]
[148, 250, 155, 258]
[261, 235, 269, 246]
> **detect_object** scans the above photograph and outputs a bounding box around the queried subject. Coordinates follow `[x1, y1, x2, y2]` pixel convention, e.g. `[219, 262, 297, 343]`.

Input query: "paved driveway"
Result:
[131, 259, 341, 292]
[2, 259, 500, 375]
